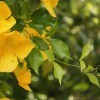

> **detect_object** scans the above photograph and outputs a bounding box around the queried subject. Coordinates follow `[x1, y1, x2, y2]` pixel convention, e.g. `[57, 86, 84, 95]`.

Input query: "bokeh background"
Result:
[0, 0, 100, 100]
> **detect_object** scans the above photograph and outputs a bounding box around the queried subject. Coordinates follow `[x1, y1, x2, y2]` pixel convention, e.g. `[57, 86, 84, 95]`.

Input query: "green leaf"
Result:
[17, 0, 30, 20]
[33, 36, 49, 50]
[4, 0, 21, 18]
[11, 19, 25, 32]
[31, 8, 57, 34]
[84, 65, 94, 73]
[46, 22, 58, 37]
[80, 60, 86, 72]
[49, 39, 72, 60]
[29, 23, 44, 34]
[85, 73, 99, 87]
[0, 91, 5, 98]
[28, 48, 44, 75]
[31, 8, 56, 26]
[45, 50, 55, 62]
[53, 62, 64, 85]
[0, 80, 10, 91]
[17, 0, 38, 20]
[80, 40, 91, 60]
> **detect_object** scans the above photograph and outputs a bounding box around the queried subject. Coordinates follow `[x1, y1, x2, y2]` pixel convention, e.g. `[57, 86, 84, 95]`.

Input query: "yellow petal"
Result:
[0, 1, 11, 19]
[0, 30, 34, 72]
[0, 31, 33, 72]
[42, 0, 59, 17]
[19, 83, 32, 91]
[15, 69, 31, 84]
[24, 26, 41, 37]
[0, 33, 18, 72]
[44, 0, 59, 8]
[44, 1, 56, 17]
[0, 17, 16, 34]
[14, 61, 27, 75]
[0, 51, 18, 72]
[9, 31, 34, 59]
[14, 62, 32, 91]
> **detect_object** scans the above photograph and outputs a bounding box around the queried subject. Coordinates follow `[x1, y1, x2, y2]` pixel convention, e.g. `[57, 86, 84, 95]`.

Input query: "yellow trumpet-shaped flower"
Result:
[42, 0, 59, 17]
[0, 31, 34, 72]
[0, 1, 16, 34]
[14, 62, 32, 91]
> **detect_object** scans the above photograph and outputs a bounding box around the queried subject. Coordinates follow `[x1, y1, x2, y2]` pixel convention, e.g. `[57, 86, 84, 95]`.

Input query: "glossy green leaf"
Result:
[53, 62, 64, 85]
[49, 39, 72, 60]
[80, 40, 91, 60]
[45, 50, 55, 62]
[17, 0, 38, 20]
[31, 8, 56, 26]
[85, 73, 99, 87]
[80, 60, 86, 72]
[12, 19, 25, 32]
[31, 8, 56, 34]
[33, 36, 49, 50]
[29, 23, 44, 34]
[46, 22, 58, 37]
[28, 48, 44, 75]
[4, 0, 21, 18]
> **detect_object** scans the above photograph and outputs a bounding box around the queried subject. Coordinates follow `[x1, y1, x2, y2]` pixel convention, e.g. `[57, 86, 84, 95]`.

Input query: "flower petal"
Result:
[0, 52, 18, 72]
[51, 0, 59, 8]
[14, 62, 31, 91]
[0, 1, 11, 19]
[9, 31, 34, 59]
[24, 26, 41, 37]
[14, 68, 31, 84]
[43, 1, 56, 17]
[0, 17, 16, 34]
[19, 83, 32, 91]
[44, 0, 59, 8]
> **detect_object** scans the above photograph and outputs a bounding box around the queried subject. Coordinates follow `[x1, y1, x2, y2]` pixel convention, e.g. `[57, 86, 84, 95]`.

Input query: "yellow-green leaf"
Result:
[80, 60, 86, 72]
[45, 50, 54, 62]
[53, 62, 64, 85]
[84, 65, 94, 73]
[85, 73, 99, 87]
[49, 39, 72, 60]
[80, 40, 91, 60]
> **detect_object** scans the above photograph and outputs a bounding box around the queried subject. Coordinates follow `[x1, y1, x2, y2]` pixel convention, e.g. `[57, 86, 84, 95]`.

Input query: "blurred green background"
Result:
[0, 0, 100, 100]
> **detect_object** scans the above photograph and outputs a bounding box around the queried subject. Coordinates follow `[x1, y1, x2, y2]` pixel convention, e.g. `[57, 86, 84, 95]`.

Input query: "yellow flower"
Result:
[0, 31, 34, 72]
[14, 62, 32, 91]
[42, 0, 59, 17]
[0, 1, 16, 34]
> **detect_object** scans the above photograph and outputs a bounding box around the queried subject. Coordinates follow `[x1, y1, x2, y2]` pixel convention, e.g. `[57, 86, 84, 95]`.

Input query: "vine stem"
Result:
[94, 65, 100, 74]
[55, 59, 80, 70]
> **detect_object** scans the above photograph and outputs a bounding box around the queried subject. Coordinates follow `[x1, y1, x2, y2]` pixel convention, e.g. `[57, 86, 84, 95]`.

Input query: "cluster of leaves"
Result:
[0, 0, 100, 99]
